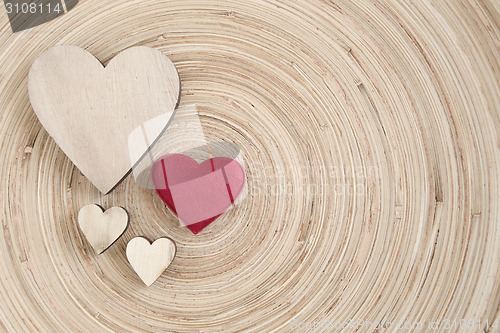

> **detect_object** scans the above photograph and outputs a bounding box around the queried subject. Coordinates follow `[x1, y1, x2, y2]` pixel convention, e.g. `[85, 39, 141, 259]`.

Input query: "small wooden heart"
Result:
[28, 45, 180, 193]
[126, 237, 176, 286]
[78, 205, 129, 254]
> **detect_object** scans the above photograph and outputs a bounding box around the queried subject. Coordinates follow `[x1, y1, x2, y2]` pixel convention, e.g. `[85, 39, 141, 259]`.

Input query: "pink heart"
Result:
[151, 154, 245, 234]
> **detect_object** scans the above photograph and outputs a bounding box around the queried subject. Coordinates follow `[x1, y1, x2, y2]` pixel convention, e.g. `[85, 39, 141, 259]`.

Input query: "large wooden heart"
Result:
[28, 45, 180, 193]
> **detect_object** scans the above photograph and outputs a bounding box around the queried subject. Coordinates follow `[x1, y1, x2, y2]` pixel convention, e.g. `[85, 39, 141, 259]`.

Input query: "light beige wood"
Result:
[0, 0, 500, 331]
[78, 204, 128, 254]
[27, 45, 180, 194]
[126, 237, 176, 286]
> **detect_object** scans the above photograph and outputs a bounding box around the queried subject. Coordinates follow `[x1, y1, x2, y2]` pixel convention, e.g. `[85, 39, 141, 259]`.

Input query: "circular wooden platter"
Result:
[0, 0, 499, 331]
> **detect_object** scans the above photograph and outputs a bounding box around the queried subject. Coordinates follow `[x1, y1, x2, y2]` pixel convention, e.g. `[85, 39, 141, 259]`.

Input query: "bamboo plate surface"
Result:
[0, 0, 499, 332]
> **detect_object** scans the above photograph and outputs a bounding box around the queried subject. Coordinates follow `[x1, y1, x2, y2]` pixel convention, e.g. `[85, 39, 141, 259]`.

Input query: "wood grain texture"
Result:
[126, 237, 176, 286]
[0, 0, 499, 332]
[28, 45, 180, 194]
[78, 204, 129, 254]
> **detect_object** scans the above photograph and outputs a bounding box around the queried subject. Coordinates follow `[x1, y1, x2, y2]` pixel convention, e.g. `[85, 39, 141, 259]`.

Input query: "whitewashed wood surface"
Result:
[0, 0, 499, 332]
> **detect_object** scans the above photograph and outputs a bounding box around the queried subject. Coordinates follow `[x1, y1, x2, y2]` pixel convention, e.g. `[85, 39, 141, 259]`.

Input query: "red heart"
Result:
[151, 154, 245, 234]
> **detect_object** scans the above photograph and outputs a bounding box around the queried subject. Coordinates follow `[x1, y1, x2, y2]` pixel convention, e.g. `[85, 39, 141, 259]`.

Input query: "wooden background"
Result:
[0, 0, 499, 332]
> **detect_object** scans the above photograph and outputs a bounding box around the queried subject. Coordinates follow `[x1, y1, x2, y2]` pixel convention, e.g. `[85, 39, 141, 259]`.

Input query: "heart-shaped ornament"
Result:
[28, 45, 180, 193]
[78, 205, 128, 254]
[126, 237, 176, 286]
[151, 154, 246, 234]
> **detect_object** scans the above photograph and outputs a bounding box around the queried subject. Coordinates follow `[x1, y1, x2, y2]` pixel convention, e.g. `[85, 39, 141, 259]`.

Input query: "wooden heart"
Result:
[78, 204, 129, 254]
[28, 45, 180, 193]
[126, 237, 176, 286]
